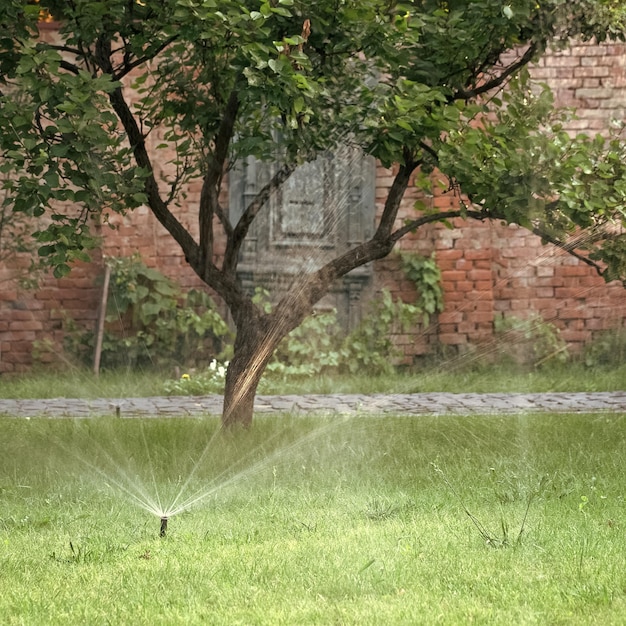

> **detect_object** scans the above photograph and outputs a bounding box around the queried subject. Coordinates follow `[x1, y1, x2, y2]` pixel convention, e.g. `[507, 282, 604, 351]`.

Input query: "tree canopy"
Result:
[1, 0, 626, 424]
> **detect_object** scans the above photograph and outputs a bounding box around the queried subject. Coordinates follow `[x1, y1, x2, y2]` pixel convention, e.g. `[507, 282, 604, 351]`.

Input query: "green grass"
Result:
[1, 413, 624, 624]
[259, 362, 626, 395]
[1, 361, 625, 399]
[0, 367, 168, 399]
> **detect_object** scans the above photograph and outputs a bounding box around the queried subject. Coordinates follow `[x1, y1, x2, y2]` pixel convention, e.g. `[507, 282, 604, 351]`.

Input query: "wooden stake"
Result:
[93, 263, 111, 377]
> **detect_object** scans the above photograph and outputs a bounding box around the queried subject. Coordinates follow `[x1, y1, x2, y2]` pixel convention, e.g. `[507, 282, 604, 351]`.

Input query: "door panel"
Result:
[229, 147, 376, 329]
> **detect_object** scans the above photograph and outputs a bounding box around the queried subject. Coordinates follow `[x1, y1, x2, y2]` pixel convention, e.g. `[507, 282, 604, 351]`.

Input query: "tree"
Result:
[0, 171, 39, 285]
[1, 0, 626, 426]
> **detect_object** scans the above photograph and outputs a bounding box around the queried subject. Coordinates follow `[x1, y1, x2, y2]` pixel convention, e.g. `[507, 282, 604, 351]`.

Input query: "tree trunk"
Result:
[221, 294, 314, 428]
[221, 319, 279, 429]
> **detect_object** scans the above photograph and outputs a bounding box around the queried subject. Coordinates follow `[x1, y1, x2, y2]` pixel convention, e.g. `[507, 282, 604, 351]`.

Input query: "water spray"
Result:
[160, 516, 168, 538]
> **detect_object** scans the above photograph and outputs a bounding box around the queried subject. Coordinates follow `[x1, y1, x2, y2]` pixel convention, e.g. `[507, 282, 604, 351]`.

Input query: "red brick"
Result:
[2, 41, 626, 371]
[457, 321, 478, 334]
[473, 281, 492, 291]
[436, 259, 458, 271]
[554, 287, 584, 299]
[443, 292, 465, 303]
[0, 290, 18, 302]
[439, 333, 467, 345]
[3, 310, 33, 321]
[467, 312, 494, 324]
[462, 249, 492, 261]
[510, 300, 530, 311]
[2, 331, 35, 341]
[535, 287, 555, 298]
[9, 321, 43, 332]
[585, 318, 610, 331]
[467, 269, 492, 281]
[438, 312, 464, 324]
[535, 265, 555, 278]
[455, 281, 474, 292]
[441, 271, 467, 282]
[547, 56, 580, 68]
[574, 66, 610, 78]
[437, 324, 457, 335]
[2, 350, 32, 364]
[559, 265, 591, 278]
[473, 300, 494, 312]
[560, 330, 591, 343]
[558, 307, 588, 320]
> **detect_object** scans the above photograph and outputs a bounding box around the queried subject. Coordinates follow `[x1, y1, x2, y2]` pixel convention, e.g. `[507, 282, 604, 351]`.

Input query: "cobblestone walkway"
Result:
[1, 391, 625, 418]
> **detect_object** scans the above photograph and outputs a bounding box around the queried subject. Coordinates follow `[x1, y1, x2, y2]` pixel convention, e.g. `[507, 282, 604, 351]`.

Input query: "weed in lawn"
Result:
[363, 494, 416, 521]
[431, 462, 546, 548]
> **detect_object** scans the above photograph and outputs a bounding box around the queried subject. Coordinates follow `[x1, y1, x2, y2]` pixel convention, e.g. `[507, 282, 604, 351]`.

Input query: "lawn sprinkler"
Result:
[160, 516, 168, 538]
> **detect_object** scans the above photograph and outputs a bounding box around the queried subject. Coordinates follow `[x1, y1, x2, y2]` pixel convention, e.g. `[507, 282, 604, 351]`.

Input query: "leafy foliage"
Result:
[438, 75, 626, 282]
[340, 289, 418, 375]
[65, 254, 231, 369]
[252, 265, 442, 381]
[163, 359, 228, 395]
[581, 326, 626, 368]
[398, 251, 444, 326]
[493, 313, 569, 368]
[0, 170, 40, 285]
[2, 0, 626, 422]
[268, 308, 346, 378]
[2, 0, 625, 281]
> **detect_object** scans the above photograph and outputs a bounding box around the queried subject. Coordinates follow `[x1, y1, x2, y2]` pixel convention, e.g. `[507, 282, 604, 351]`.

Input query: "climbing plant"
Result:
[398, 251, 444, 326]
[65, 255, 232, 369]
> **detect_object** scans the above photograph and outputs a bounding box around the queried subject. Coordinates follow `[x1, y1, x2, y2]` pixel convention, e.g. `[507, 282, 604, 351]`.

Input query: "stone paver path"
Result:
[1, 391, 625, 418]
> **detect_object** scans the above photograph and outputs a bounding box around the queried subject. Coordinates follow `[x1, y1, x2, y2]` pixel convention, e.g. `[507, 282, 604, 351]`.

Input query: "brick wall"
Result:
[1, 40, 626, 373]
[372, 42, 626, 364]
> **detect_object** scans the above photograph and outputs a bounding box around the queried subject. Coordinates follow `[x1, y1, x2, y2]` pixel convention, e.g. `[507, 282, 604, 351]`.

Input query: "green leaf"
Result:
[53, 263, 71, 278]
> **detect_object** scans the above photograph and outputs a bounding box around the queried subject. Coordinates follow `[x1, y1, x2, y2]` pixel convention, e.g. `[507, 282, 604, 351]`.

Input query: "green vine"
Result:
[397, 251, 444, 326]
[493, 313, 569, 367]
[65, 254, 232, 369]
[257, 250, 446, 380]
[59, 252, 444, 384]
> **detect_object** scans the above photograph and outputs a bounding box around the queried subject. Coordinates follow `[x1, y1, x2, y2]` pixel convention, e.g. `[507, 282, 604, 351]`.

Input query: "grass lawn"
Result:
[1, 412, 624, 624]
[1, 362, 625, 399]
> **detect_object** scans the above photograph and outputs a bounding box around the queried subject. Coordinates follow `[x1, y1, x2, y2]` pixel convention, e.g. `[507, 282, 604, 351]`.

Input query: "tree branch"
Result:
[47, 43, 96, 75]
[531, 225, 606, 276]
[399, 204, 606, 276]
[58, 59, 81, 75]
[199, 172, 218, 277]
[373, 159, 417, 242]
[111, 35, 178, 81]
[418, 140, 439, 164]
[222, 162, 296, 277]
[93, 36, 200, 268]
[392, 209, 472, 243]
[209, 89, 240, 187]
[281, 158, 419, 309]
[213, 201, 232, 238]
[452, 43, 537, 101]
[199, 88, 241, 277]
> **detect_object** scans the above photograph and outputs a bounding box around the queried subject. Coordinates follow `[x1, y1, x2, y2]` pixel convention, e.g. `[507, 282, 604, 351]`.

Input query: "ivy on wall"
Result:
[61, 252, 444, 377]
[64, 254, 232, 370]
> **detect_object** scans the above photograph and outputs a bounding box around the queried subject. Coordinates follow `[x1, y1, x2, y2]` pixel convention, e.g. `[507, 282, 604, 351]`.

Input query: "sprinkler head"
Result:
[160, 516, 168, 538]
